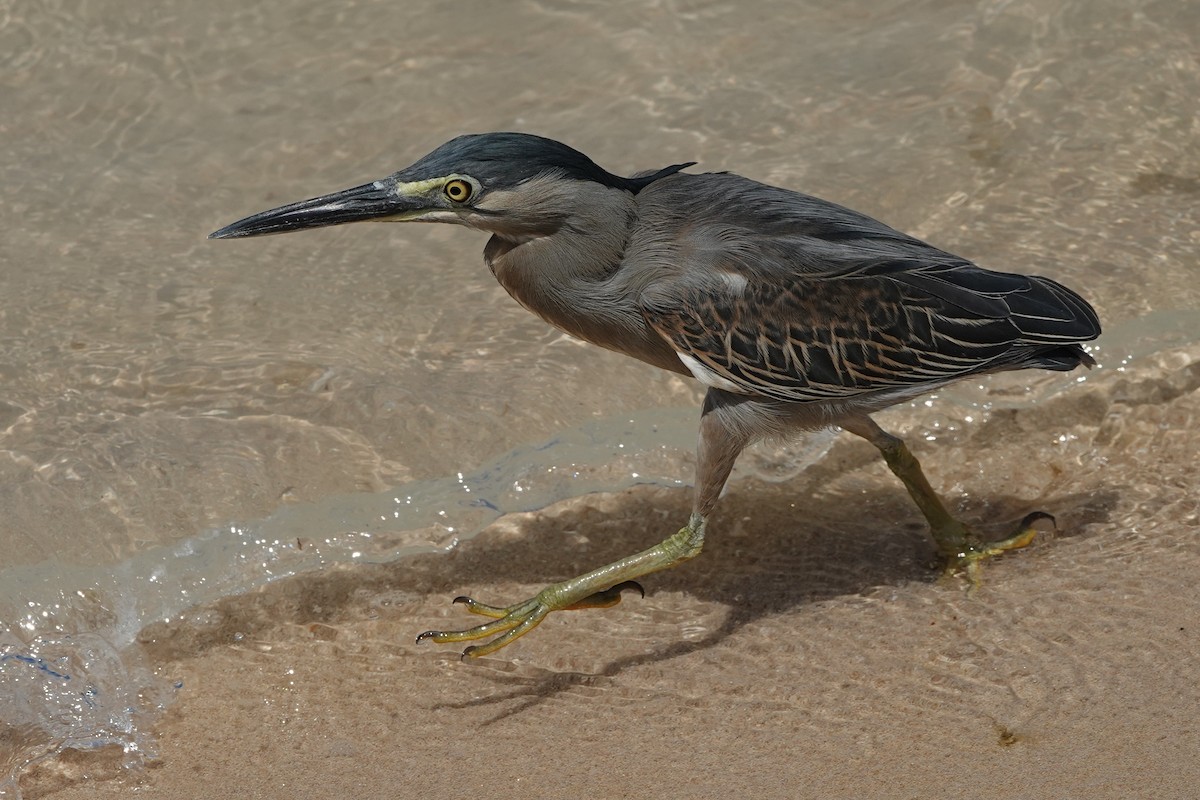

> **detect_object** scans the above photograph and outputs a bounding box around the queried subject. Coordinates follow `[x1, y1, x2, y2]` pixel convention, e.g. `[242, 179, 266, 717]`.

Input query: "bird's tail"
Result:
[1014, 275, 1102, 344]
[1021, 343, 1097, 371]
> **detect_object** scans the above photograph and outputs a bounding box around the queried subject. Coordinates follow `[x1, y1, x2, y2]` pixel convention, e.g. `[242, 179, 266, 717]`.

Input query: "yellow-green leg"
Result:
[841, 415, 1047, 583]
[416, 514, 706, 658]
[417, 392, 750, 659]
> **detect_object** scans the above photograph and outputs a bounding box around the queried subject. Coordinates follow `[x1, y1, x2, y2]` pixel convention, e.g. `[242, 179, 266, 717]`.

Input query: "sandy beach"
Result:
[3, 1, 1199, 798]
[20, 344, 1200, 799]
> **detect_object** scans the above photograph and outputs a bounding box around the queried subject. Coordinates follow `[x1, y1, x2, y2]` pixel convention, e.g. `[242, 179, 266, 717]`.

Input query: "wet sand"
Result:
[5, 0, 1200, 797]
[22, 348, 1200, 799]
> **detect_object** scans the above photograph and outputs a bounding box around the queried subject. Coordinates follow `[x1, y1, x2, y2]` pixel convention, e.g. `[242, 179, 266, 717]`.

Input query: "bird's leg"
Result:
[416, 398, 748, 658]
[839, 415, 1043, 583]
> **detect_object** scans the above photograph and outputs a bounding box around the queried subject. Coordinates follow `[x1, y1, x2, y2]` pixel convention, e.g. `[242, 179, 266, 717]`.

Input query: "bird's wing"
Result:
[633, 174, 1099, 403]
[640, 257, 1097, 404]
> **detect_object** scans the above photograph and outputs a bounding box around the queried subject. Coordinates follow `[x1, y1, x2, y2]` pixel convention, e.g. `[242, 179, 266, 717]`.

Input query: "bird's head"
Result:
[209, 132, 692, 242]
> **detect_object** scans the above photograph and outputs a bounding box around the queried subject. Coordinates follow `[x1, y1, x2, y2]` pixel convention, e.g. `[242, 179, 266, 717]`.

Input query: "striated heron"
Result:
[211, 132, 1101, 658]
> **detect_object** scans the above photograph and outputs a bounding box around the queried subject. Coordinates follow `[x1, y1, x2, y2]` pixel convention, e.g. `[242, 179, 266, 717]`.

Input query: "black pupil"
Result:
[449, 183, 466, 199]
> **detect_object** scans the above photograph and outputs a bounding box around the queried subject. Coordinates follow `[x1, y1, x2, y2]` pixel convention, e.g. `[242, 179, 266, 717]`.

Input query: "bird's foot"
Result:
[415, 580, 645, 659]
[416, 517, 705, 659]
[934, 512, 1055, 587]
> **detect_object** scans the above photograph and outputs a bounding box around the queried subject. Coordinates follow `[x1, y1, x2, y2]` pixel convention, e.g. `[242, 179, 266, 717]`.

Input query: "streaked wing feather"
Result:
[633, 173, 1100, 403]
[643, 265, 1090, 404]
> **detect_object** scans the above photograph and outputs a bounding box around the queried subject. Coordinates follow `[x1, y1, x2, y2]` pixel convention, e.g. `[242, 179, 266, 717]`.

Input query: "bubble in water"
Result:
[0, 633, 162, 796]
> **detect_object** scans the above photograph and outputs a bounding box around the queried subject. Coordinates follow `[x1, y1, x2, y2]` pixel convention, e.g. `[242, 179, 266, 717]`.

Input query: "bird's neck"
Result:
[483, 184, 641, 347]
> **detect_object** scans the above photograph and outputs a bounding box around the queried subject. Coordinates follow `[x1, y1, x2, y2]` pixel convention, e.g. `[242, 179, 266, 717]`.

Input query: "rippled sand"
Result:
[4, 0, 1200, 797]
[18, 345, 1200, 799]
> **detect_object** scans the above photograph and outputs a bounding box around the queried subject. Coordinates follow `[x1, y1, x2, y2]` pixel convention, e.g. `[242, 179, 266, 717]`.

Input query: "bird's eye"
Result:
[443, 179, 473, 203]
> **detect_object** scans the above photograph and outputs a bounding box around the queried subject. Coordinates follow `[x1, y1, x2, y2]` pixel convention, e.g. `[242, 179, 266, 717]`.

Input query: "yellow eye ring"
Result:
[443, 179, 473, 203]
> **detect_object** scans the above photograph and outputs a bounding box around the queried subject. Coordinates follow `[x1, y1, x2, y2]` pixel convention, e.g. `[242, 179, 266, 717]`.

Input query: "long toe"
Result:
[415, 581, 644, 658]
[415, 517, 706, 659]
[450, 595, 513, 619]
[563, 580, 645, 610]
[416, 596, 537, 644]
[946, 511, 1056, 586]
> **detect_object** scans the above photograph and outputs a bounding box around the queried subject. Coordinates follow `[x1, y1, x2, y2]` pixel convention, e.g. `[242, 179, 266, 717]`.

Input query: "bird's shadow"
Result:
[137, 441, 1117, 726]
[412, 462, 1116, 723]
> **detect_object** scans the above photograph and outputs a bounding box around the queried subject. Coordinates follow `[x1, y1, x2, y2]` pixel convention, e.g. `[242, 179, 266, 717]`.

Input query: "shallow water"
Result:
[1, 0, 1198, 794]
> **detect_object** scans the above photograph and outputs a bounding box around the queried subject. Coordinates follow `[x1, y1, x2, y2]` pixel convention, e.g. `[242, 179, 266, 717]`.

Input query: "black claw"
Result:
[415, 630, 441, 644]
[461, 646, 478, 661]
[612, 580, 646, 599]
[1020, 511, 1057, 530]
[451, 596, 473, 605]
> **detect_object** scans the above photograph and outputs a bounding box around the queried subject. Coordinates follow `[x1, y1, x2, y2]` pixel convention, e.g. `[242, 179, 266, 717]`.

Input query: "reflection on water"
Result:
[0, 405, 838, 790]
[0, 634, 159, 793]
[1, 0, 1198, 794]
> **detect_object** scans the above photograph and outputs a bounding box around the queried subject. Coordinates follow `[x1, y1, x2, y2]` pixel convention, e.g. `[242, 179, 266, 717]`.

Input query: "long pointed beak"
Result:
[209, 178, 424, 239]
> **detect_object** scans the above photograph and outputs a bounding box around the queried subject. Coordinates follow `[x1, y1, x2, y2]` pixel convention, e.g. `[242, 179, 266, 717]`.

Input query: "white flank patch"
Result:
[678, 352, 743, 392]
[718, 271, 748, 293]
